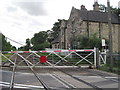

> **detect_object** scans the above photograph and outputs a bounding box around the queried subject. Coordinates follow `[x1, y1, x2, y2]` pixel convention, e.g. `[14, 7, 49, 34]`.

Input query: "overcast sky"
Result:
[0, 0, 119, 48]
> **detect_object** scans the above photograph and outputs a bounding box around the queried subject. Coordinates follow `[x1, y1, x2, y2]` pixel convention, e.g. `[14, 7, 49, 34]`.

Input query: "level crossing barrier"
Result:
[1, 48, 98, 68]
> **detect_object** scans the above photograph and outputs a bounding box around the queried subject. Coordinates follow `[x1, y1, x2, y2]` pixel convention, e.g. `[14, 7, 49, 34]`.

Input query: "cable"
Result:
[6, 37, 25, 46]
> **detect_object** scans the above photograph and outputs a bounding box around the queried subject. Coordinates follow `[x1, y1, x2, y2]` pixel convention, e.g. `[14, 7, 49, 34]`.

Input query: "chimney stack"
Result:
[81, 5, 87, 10]
[93, 0, 99, 11]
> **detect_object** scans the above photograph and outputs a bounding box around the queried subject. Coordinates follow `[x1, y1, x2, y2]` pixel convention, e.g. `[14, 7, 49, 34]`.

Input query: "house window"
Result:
[58, 45, 59, 49]
[55, 45, 57, 48]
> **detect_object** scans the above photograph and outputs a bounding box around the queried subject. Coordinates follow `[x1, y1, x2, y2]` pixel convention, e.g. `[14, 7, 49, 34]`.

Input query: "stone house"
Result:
[51, 37, 60, 49]
[53, 1, 120, 52]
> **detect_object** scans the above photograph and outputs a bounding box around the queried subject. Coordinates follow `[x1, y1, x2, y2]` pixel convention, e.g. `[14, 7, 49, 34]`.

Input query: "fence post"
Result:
[94, 47, 100, 68]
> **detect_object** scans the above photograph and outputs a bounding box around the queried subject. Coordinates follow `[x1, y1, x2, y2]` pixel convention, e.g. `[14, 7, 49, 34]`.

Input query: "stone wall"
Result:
[111, 24, 119, 52]
[64, 19, 120, 52]
[74, 21, 120, 52]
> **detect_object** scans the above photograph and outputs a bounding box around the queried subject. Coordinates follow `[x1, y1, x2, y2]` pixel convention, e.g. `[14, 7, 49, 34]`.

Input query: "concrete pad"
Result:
[53, 71, 93, 88]
[74, 76, 106, 83]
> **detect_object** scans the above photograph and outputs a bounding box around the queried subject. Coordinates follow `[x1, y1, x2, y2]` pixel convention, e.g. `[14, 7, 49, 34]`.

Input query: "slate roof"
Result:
[51, 37, 59, 44]
[79, 10, 120, 24]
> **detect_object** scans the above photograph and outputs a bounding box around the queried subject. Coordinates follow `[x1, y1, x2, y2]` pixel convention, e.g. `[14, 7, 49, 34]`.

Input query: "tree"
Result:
[18, 46, 24, 51]
[99, 4, 107, 12]
[77, 34, 102, 49]
[99, 4, 120, 17]
[51, 19, 62, 39]
[31, 31, 50, 50]
[24, 38, 31, 50]
[0, 33, 16, 51]
[46, 30, 54, 48]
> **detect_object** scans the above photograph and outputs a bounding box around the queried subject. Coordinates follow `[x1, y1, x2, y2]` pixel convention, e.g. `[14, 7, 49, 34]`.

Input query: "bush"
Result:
[77, 34, 102, 49]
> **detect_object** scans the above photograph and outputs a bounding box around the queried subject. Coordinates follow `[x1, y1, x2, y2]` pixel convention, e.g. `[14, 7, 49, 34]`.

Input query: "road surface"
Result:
[0, 67, 119, 90]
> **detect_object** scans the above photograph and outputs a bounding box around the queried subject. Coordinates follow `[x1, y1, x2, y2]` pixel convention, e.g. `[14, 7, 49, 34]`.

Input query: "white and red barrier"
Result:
[1, 48, 98, 67]
[2, 49, 94, 54]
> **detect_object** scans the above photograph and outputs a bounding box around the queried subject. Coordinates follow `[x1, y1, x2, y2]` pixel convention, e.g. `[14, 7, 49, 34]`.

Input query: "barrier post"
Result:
[94, 48, 97, 67]
[96, 48, 100, 68]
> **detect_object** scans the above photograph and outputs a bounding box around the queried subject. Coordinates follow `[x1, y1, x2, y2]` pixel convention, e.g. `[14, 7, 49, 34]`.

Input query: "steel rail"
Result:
[17, 53, 50, 90]
[17, 53, 34, 66]
[16, 53, 34, 66]
[51, 73, 76, 89]
[9, 55, 17, 90]
[55, 68, 103, 90]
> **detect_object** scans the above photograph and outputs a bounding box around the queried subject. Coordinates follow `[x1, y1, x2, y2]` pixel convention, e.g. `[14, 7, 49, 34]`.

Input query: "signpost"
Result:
[102, 39, 105, 47]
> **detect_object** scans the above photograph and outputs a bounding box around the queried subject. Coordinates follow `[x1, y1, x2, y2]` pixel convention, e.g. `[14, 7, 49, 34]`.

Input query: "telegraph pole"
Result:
[107, 0, 113, 71]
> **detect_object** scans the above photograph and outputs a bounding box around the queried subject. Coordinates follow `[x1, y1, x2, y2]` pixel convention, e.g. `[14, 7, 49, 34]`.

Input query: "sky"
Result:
[0, 0, 120, 48]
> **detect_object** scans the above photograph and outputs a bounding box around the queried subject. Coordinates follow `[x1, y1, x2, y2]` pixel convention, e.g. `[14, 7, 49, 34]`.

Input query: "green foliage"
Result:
[51, 19, 62, 39]
[18, 19, 67, 51]
[1, 53, 13, 61]
[77, 34, 102, 49]
[31, 31, 50, 50]
[99, 4, 120, 17]
[32, 42, 50, 50]
[24, 38, 31, 50]
[0, 33, 16, 51]
[99, 4, 107, 12]
[89, 34, 101, 48]
[99, 61, 120, 75]
[31, 31, 48, 45]
[18, 46, 25, 51]
[18, 38, 31, 51]
[37, 52, 49, 56]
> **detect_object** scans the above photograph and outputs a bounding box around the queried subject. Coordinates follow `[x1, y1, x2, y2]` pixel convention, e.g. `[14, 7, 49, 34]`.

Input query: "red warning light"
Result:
[39, 56, 47, 63]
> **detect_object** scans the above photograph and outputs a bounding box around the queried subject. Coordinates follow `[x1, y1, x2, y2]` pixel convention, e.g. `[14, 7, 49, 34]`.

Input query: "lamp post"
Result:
[107, 0, 113, 71]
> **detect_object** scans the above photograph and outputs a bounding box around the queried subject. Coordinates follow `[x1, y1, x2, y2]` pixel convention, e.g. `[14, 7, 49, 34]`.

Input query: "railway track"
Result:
[1, 67, 119, 90]
[1, 53, 119, 90]
[53, 68, 102, 90]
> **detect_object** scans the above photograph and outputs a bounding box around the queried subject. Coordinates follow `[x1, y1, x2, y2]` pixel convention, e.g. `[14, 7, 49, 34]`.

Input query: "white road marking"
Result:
[105, 77, 118, 79]
[0, 81, 44, 89]
[74, 75, 118, 79]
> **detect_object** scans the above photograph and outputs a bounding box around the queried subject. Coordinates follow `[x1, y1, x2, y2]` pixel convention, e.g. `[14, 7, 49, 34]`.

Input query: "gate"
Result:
[99, 50, 107, 66]
[1, 48, 97, 68]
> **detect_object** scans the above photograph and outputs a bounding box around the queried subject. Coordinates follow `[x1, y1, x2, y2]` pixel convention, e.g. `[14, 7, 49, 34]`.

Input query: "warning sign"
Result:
[39, 56, 47, 63]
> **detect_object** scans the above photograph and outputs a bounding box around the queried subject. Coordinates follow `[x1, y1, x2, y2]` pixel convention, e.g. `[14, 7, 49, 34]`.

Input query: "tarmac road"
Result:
[0, 68, 119, 90]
